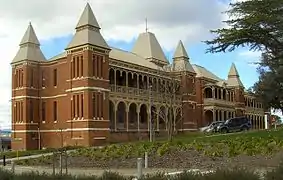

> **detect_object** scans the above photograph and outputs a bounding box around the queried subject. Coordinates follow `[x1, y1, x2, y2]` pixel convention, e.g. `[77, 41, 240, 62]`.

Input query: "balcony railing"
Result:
[110, 85, 182, 102]
[204, 98, 235, 106]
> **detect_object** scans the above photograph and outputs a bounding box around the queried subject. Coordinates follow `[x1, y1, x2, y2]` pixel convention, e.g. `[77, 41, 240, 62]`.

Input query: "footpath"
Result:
[1, 165, 184, 177]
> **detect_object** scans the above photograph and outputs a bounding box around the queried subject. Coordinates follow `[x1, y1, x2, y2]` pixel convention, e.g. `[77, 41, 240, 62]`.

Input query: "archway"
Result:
[109, 100, 115, 130]
[140, 104, 148, 129]
[109, 69, 115, 84]
[204, 88, 213, 98]
[223, 89, 226, 100]
[205, 110, 213, 125]
[116, 101, 126, 130]
[128, 103, 137, 129]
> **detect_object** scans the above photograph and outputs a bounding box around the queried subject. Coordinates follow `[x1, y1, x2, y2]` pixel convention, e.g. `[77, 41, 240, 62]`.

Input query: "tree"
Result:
[152, 66, 183, 141]
[204, 0, 283, 63]
[204, 0, 283, 112]
[248, 51, 283, 113]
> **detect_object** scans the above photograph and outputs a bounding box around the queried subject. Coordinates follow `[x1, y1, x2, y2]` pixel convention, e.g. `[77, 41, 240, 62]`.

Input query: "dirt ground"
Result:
[23, 149, 283, 171]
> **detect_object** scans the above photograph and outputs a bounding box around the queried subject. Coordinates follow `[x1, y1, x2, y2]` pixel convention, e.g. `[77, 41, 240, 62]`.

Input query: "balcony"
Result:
[110, 85, 182, 102]
[204, 98, 235, 106]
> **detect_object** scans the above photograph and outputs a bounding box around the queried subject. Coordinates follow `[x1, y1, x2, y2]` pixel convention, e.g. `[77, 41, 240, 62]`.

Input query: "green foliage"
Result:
[205, 0, 283, 55]
[204, 0, 283, 111]
[15, 129, 283, 167]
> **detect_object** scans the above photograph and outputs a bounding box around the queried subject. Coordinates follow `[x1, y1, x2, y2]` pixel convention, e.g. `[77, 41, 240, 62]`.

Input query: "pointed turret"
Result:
[173, 40, 189, 58]
[132, 32, 168, 65]
[227, 63, 244, 87]
[12, 23, 46, 63]
[172, 40, 195, 73]
[76, 3, 100, 29]
[66, 3, 109, 49]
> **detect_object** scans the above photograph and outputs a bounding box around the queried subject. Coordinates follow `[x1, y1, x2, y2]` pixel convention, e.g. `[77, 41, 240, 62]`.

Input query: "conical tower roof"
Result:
[227, 63, 244, 87]
[66, 3, 109, 49]
[12, 23, 46, 63]
[76, 3, 100, 29]
[132, 32, 168, 64]
[173, 40, 189, 58]
[20, 22, 40, 45]
[172, 40, 195, 73]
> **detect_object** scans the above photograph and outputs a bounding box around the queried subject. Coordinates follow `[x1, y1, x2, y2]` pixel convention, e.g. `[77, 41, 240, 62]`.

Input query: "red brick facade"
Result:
[11, 4, 265, 150]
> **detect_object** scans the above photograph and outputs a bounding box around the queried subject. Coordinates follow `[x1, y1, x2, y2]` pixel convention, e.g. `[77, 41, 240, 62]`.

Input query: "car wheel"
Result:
[221, 128, 228, 133]
[242, 126, 248, 132]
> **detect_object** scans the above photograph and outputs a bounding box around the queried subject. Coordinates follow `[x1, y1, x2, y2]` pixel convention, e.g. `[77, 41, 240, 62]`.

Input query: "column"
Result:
[213, 109, 216, 121]
[147, 107, 150, 131]
[212, 88, 215, 98]
[137, 109, 140, 132]
[221, 89, 223, 99]
[114, 104, 117, 131]
[222, 111, 225, 120]
[126, 105, 129, 131]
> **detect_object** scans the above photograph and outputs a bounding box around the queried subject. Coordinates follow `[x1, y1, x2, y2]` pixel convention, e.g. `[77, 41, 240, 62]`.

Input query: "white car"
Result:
[199, 121, 224, 133]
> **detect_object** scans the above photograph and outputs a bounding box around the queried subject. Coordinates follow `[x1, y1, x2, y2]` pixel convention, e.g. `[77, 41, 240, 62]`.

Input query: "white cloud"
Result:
[238, 50, 261, 67]
[0, 0, 229, 129]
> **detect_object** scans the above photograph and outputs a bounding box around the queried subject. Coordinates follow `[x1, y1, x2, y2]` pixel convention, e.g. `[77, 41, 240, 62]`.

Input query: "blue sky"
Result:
[41, 34, 260, 90]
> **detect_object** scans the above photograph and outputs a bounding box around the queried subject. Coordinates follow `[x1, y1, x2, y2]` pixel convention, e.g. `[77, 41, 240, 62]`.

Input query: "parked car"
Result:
[200, 121, 225, 133]
[216, 116, 252, 133]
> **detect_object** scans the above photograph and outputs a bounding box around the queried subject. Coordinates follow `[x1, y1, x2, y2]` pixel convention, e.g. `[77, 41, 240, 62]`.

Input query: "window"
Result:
[92, 93, 96, 118]
[53, 69, 57, 87]
[80, 56, 83, 77]
[76, 57, 79, 78]
[53, 101, 57, 121]
[42, 102, 46, 122]
[31, 69, 34, 87]
[81, 94, 84, 118]
[20, 69, 24, 87]
[30, 100, 33, 122]
[20, 101, 23, 122]
[72, 57, 75, 78]
[76, 95, 80, 117]
[72, 95, 76, 118]
[92, 54, 95, 77]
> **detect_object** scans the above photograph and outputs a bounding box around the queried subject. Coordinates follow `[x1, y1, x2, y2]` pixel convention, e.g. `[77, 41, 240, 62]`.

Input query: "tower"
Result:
[65, 3, 111, 146]
[132, 31, 169, 66]
[11, 23, 46, 150]
[172, 40, 197, 129]
[227, 63, 245, 116]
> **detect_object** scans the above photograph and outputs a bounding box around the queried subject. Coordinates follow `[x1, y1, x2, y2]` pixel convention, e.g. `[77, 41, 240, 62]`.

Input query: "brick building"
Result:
[11, 3, 265, 150]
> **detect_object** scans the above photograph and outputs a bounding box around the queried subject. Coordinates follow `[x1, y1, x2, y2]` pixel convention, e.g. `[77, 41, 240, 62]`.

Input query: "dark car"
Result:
[216, 116, 252, 133]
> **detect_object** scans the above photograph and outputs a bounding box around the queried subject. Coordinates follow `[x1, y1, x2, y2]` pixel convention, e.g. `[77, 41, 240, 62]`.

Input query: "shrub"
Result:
[0, 167, 263, 180]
